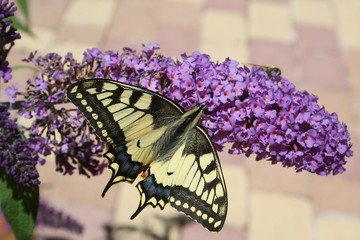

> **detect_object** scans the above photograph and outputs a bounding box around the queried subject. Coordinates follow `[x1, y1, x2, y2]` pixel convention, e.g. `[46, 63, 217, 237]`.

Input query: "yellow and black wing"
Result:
[67, 79, 182, 190]
[66, 79, 228, 231]
[132, 125, 227, 231]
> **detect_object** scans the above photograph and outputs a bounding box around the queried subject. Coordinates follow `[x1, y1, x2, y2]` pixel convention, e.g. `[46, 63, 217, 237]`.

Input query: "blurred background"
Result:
[2, 0, 360, 239]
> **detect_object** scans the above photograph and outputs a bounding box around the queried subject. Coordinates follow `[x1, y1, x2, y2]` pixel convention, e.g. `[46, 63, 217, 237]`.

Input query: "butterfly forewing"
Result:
[67, 79, 182, 187]
[66, 79, 228, 232]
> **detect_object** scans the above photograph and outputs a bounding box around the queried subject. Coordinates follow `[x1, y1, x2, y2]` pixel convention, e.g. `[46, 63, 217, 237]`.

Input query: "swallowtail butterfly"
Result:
[66, 79, 228, 231]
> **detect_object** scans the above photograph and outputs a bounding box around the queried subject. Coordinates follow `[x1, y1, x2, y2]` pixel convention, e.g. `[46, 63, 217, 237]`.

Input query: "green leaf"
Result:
[11, 64, 39, 72]
[15, 0, 30, 21]
[9, 16, 33, 36]
[0, 169, 39, 240]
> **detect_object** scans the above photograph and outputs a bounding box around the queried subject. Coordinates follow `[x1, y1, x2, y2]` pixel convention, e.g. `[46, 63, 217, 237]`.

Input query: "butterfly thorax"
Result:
[152, 105, 204, 163]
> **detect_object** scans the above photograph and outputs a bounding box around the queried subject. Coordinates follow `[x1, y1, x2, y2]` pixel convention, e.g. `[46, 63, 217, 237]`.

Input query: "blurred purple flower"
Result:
[5, 82, 18, 103]
[37, 200, 83, 234]
[0, 104, 40, 186]
[0, 0, 20, 83]
[34, 77, 48, 91]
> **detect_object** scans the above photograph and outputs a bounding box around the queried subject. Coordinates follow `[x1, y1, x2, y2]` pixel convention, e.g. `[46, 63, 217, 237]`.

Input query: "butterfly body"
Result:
[67, 79, 228, 231]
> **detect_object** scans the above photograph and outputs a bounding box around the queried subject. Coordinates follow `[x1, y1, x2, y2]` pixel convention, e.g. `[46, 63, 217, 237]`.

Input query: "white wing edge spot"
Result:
[214, 220, 222, 229]
[97, 121, 104, 129]
[70, 86, 78, 93]
[92, 113, 98, 120]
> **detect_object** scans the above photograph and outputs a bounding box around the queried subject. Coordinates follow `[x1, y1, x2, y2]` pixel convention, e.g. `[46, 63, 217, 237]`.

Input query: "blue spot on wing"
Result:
[130, 173, 171, 219]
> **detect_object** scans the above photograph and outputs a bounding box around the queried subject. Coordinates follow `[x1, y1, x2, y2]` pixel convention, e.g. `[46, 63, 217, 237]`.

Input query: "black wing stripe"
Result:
[67, 83, 126, 144]
[129, 90, 143, 106]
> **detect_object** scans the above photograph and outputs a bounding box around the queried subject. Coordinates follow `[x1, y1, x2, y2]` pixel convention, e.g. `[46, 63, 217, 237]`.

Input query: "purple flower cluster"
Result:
[37, 200, 83, 234]
[0, 104, 41, 186]
[18, 44, 352, 177]
[16, 52, 106, 177]
[164, 54, 352, 175]
[0, 0, 20, 83]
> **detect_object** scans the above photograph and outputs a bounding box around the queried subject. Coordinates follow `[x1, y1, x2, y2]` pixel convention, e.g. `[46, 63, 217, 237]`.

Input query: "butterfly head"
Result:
[181, 104, 204, 129]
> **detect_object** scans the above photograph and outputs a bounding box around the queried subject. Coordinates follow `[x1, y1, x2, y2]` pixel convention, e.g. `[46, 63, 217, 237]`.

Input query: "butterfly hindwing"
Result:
[67, 79, 228, 231]
[169, 127, 227, 231]
[132, 126, 227, 231]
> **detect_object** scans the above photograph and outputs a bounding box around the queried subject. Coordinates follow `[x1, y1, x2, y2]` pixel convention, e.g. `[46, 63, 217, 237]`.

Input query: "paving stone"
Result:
[248, 154, 312, 196]
[154, 25, 199, 57]
[248, 1, 295, 43]
[201, 9, 246, 44]
[310, 175, 360, 216]
[248, 40, 295, 79]
[57, 25, 105, 45]
[111, 183, 182, 240]
[218, 144, 248, 166]
[206, 0, 246, 13]
[221, 164, 248, 228]
[30, 0, 69, 28]
[63, 0, 116, 28]
[311, 88, 352, 124]
[14, 27, 56, 54]
[292, 0, 334, 28]
[298, 49, 346, 89]
[163, 0, 206, 5]
[35, 157, 116, 239]
[107, 0, 156, 42]
[334, 0, 360, 49]
[200, 41, 248, 63]
[347, 135, 358, 162]
[249, 190, 313, 240]
[155, 1, 202, 28]
[345, 49, 360, 77]
[316, 213, 360, 240]
[181, 224, 247, 240]
[296, 25, 339, 52]
[38, 159, 117, 209]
